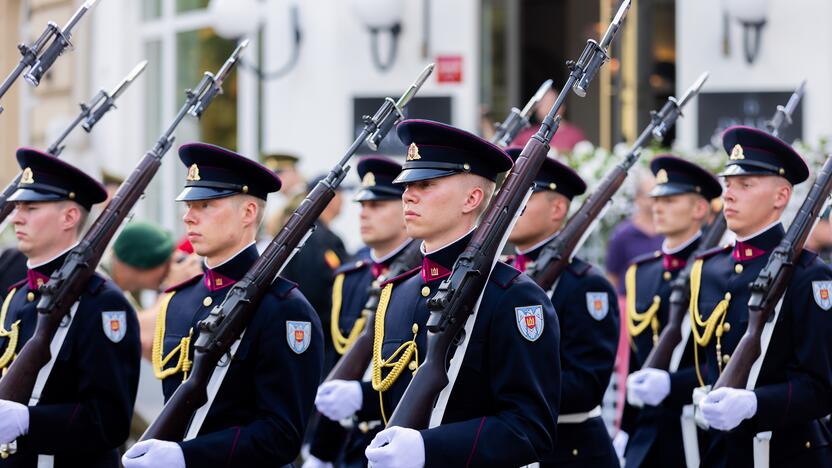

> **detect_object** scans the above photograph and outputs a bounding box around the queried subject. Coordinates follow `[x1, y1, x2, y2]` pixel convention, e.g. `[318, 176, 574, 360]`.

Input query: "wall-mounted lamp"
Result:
[351, 0, 405, 72]
[209, 0, 302, 79]
[725, 0, 769, 65]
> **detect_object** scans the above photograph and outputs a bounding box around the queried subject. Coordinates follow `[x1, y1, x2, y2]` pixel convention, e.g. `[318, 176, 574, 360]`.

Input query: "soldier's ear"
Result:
[772, 178, 792, 210]
[550, 193, 569, 223]
[58, 201, 82, 233]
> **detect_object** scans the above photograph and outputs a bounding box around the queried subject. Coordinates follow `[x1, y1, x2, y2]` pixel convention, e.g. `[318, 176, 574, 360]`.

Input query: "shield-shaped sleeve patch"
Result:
[515, 305, 544, 342]
[812, 281, 832, 311]
[101, 311, 127, 343]
[286, 320, 312, 354]
[586, 292, 610, 321]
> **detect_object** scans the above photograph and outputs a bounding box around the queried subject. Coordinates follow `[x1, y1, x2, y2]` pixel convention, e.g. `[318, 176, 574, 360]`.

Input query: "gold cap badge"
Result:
[362, 172, 376, 187]
[406, 143, 421, 161]
[655, 169, 669, 184]
[186, 164, 201, 181]
[730, 144, 745, 160]
[20, 167, 34, 184]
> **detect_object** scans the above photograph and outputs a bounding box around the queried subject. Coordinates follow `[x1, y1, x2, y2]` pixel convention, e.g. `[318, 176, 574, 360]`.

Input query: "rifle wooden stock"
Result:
[530, 165, 627, 290]
[525, 71, 708, 289]
[325, 242, 422, 382]
[715, 154, 832, 390]
[643, 214, 727, 370]
[387, 136, 552, 429]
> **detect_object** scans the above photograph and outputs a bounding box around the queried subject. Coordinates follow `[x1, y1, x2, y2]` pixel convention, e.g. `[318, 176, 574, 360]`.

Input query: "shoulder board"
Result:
[695, 244, 732, 260]
[798, 248, 819, 268]
[270, 276, 299, 299]
[490, 262, 522, 289]
[85, 274, 108, 296]
[163, 273, 204, 293]
[566, 257, 592, 277]
[381, 266, 421, 287]
[334, 259, 369, 276]
[7, 278, 26, 293]
[630, 250, 662, 267]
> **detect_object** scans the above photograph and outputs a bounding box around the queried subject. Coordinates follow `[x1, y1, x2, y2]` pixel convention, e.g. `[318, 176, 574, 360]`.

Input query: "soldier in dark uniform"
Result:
[307, 156, 415, 468]
[122, 143, 323, 468]
[504, 149, 620, 467]
[281, 175, 349, 372]
[0, 148, 140, 468]
[319, 119, 561, 467]
[622, 155, 723, 467]
[688, 126, 832, 467]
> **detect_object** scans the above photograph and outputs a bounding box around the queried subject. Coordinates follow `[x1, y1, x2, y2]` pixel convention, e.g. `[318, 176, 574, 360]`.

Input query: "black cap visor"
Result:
[353, 186, 403, 202]
[393, 167, 459, 185]
[8, 187, 67, 204]
[175, 186, 238, 202]
[718, 161, 784, 180]
[649, 182, 704, 198]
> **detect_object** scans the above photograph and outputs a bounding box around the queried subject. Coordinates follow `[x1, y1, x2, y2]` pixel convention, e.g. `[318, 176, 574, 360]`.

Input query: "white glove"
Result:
[612, 430, 629, 459]
[315, 379, 362, 421]
[302, 455, 334, 468]
[627, 368, 671, 407]
[0, 400, 28, 444]
[699, 387, 757, 431]
[122, 439, 185, 468]
[365, 426, 425, 468]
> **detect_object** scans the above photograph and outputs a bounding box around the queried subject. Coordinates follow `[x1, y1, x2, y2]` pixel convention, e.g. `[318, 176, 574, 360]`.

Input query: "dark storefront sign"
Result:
[697, 91, 803, 147]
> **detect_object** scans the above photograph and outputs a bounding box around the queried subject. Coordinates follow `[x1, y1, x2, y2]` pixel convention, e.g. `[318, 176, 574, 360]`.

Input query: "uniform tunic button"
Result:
[722, 354, 731, 364]
[203, 296, 213, 307]
[421, 286, 430, 297]
[724, 292, 732, 301]
[723, 323, 731, 333]
[412, 323, 419, 334]
[806, 441, 812, 449]
[572, 449, 578, 456]
[663, 271, 671, 281]
[735, 264, 744, 274]
[26, 292, 35, 302]
[408, 361, 418, 371]
[359, 422, 369, 433]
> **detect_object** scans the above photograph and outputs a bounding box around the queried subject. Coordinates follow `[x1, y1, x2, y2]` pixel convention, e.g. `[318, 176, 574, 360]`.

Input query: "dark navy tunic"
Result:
[156, 244, 323, 467]
[691, 224, 832, 467]
[0, 251, 140, 468]
[356, 233, 561, 467]
[621, 236, 702, 468]
[511, 240, 620, 467]
[309, 240, 416, 467]
[282, 221, 349, 373]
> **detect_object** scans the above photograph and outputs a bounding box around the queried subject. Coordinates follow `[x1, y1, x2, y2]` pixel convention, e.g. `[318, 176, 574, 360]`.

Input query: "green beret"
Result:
[113, 221, 174, 269]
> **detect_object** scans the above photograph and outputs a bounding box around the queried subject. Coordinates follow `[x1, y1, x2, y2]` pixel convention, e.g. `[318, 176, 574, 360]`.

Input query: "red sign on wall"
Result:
[436, 55, 463, 83]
